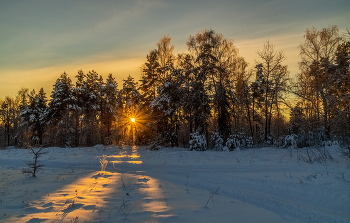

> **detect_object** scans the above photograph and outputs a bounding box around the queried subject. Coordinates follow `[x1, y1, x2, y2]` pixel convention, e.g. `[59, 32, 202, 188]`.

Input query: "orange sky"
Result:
[0, 0, 349, 98]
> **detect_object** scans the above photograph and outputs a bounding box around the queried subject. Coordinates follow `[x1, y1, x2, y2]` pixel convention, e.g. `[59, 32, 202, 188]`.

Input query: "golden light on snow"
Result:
[139, 177, 170, 214]
[107, 146, 142, 164]
[7, 170, 171, 221]
[112, 160, 142, 164]
[6, 172, 117, 222]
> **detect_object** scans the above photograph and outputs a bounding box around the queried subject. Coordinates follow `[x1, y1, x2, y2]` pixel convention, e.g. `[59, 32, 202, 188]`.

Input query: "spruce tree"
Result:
[82, 70, 100, 146]
[102, 74, 119, 144]
[20, 88, 48, 146]
[119, 75, 140, 144]
[73, 69, 85, 146]
[49, 72, 77, 147]
[150, 66, 183, 146]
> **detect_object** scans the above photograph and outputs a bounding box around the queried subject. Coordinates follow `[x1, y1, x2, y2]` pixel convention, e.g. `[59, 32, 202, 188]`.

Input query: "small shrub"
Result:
[339, 145, 350, 160]
[284, 134, 298, 149]
[146, 142, 163, 151]
[225, 136, 239, 151]
[297, 148, 317, 163]
[298, 147, 334, 164]
[205, 186, 220, 207]
[70, 216, 79, 223]
[189, 132, 207, 151]
[297, 129, 326, 148]
[23, 147, 46, 177]
[146, 134, 167, 150]
[209, 132, 223, 151]
[100, 154, 108, 172]
[226, 132, 252, 151]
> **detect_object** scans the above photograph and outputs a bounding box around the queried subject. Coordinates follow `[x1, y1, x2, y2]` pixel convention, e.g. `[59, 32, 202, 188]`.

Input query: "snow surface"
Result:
[0, 145, 349, 223]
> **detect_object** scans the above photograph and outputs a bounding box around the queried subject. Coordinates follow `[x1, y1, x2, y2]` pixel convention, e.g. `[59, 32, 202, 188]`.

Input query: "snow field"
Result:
[0, 145, 349, 222]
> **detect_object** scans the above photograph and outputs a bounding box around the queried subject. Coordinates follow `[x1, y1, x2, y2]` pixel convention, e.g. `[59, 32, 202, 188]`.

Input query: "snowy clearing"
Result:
[0, 145, 349, 223]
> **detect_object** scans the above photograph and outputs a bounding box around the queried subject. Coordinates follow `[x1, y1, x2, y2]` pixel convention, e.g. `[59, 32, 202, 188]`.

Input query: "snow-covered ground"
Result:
[0, 145, 349, 223]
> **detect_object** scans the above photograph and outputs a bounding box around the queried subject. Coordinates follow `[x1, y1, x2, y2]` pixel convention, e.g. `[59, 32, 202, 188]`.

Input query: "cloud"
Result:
[1, 0, 349, 98]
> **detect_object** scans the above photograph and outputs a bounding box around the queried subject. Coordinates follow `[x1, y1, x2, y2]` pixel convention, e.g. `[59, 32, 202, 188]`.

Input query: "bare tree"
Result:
[297, 26, 343, 139]
[255, 40, 290, 142]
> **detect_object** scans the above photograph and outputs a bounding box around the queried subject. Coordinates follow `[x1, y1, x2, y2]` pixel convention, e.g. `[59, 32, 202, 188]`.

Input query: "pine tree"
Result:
[150, 67, 183, 146]
[119, 75, 140, 144]
[73, 69, 85, 146]
[250, 64, 265, 142]
[187, 29, 246, 142]
[14, 87, 29, 147]
[101, 73, 119, 144]
[139, 36, 175, 143]
[289, 102, 305, 134]
[0, 96, 19, 146]
[82, 70, 100, 146]
[187, 30, 215, 139]
[177, 53, 196, 141]
[49, 72, 77, 147]
[20, 88, 48, 146]
[96, 75, 105, 144]
[140, 50, 161, 105]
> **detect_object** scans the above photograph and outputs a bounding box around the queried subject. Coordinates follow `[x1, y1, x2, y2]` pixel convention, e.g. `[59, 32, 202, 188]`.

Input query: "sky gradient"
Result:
[0, 0, 349, 98]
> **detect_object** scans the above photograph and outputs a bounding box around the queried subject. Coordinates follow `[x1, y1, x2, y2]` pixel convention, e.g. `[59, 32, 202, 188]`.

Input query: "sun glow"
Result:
[118, 106, 149, 145]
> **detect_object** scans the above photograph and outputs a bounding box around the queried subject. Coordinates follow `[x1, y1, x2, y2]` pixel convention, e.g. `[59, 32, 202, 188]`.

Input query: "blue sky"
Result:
[0, 0, 349, 98]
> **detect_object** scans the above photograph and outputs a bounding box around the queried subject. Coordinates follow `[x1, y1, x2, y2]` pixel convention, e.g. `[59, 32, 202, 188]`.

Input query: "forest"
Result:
[0, 25, 349, 150]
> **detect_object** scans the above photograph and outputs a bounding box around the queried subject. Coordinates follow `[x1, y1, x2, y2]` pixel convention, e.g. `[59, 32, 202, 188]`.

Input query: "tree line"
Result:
[0, 26, 349, 149]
